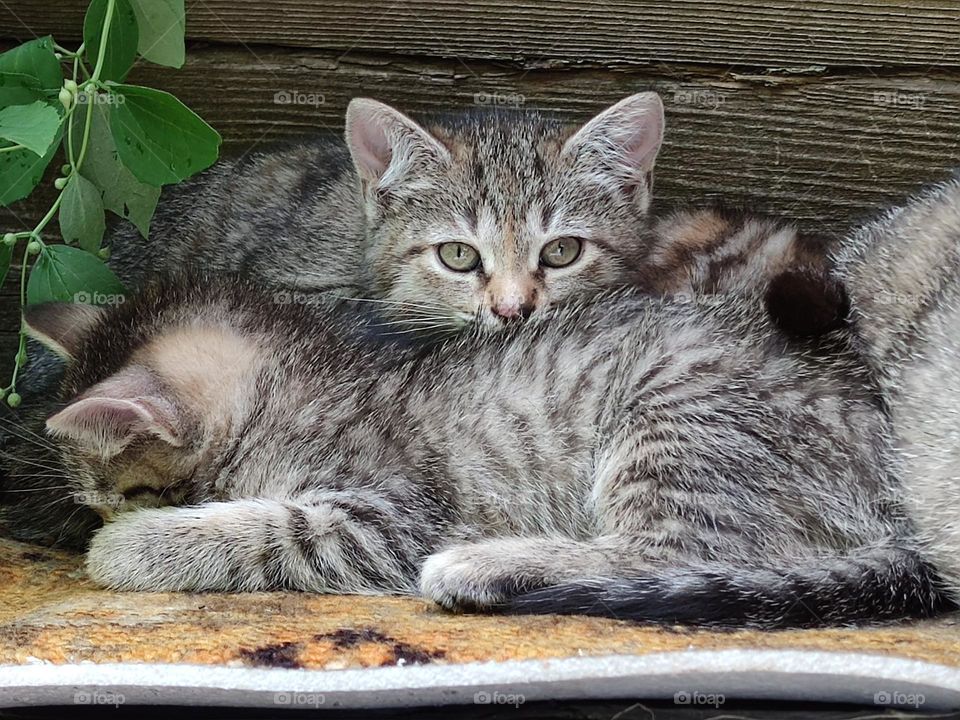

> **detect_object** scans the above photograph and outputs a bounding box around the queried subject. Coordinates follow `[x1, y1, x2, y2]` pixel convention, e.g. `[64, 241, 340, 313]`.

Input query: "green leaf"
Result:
[108, 84, 221, 185]
[0, 101, 62, 155]
[59, 174, 106, 253]
[84, 0, 139, 83]
[27, 244, 125, 305]
[129, 0, 185, 68]
[75, 102, 160, 238]
[0, 241, 11, 289]
[0, 126, 62, 206]
[0, 36, 63, 107]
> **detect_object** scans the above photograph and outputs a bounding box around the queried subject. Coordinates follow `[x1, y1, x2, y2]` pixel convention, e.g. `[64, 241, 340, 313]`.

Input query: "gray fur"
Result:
[834, 175, 960, 598]
[22, 274, 943, 627]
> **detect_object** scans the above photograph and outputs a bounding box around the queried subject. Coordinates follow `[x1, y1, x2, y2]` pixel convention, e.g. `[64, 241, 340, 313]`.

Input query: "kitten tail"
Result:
[500, 546, 951, 629]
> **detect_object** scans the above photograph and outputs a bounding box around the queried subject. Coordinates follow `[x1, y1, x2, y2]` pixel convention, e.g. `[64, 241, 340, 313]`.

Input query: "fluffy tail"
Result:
[502, 546, 950, 629]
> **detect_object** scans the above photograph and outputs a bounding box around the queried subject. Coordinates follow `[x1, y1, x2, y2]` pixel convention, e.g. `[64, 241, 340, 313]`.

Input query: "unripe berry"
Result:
[54, 177, 68, 190]
[64, 79, 78, 94]
[2, 233, 15, 247]
[97, 247, 111, 261]
[6, 393, 21, 408]
[58, 87, 72, 110]
[27, 241, 41, 255]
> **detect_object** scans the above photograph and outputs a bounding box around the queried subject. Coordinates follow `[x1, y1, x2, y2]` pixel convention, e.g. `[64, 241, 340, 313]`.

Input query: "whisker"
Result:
[0, 418, 59, 450]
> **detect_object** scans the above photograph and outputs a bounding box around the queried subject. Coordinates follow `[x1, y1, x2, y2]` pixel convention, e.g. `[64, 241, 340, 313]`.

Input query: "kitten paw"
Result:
[419, 542, 546, 612]
[86, 518, 151, 590]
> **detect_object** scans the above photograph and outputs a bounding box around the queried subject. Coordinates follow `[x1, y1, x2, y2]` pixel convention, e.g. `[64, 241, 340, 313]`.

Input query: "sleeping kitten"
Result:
[22, 273, 944, 628]
[834, 175, 960, 601]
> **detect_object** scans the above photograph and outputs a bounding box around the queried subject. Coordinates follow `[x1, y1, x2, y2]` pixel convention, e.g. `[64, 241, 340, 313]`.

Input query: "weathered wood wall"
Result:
[2, 1, 960, 362]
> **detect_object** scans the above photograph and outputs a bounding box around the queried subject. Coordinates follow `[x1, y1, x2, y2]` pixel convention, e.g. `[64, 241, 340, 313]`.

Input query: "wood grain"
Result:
[4, 1, 960, 69]
[3, 3, 960, 364]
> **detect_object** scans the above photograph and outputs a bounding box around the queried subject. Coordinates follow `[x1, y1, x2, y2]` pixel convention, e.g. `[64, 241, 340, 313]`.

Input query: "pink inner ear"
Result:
[564, 92, 665, 174]
[348, 112, 392, 180]
[46, 367, 183, 457]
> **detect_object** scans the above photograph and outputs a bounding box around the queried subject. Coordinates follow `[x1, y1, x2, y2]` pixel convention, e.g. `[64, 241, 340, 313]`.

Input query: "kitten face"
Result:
[24, 304, 251, 518]
[345, 94, 664, 331]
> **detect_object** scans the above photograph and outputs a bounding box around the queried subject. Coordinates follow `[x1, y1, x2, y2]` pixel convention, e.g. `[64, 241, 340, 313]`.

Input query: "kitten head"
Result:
[344, 93, 664, 331]
[24, 299, 258, 519]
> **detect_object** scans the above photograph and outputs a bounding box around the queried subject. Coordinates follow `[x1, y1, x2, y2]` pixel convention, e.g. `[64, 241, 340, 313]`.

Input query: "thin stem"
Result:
[0, 144, 26, 154]
[4, 3, 116, 400]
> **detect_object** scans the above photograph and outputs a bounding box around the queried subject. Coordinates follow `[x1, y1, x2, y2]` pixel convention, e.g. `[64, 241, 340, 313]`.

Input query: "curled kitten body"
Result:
[25, 274, 945, 628]
[834, 175, 960, 600]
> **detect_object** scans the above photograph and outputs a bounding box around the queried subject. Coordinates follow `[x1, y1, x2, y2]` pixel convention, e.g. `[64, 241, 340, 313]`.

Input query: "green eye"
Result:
[438, 242, 481, 272]
[540, 237, 583, 268]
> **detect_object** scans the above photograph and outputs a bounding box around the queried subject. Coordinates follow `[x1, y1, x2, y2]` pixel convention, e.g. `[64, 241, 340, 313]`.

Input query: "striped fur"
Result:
[834, 175, 960, 599]
[21, 274, 945, 628]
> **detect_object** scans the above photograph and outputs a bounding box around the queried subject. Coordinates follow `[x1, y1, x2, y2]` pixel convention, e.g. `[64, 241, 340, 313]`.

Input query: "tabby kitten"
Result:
[106, 92, 666, 329]
[1, 93, 665, 546]
[23, 273, 944, 628]
[834, 175, 960, 600]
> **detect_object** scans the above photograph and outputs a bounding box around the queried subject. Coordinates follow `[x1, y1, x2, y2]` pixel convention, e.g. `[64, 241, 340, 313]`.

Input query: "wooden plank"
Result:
[3, 0, 960, 69]
[6, 47, 957, 229]
[4, 45, 960, 363]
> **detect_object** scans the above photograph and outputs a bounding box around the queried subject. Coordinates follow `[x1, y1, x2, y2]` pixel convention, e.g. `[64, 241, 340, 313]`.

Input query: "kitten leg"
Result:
[86, 496, 434, 593]
[419, 535, 634, 610]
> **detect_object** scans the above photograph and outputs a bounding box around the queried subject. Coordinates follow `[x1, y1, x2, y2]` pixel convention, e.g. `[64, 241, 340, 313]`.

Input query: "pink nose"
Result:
[492, 301, 534, 321]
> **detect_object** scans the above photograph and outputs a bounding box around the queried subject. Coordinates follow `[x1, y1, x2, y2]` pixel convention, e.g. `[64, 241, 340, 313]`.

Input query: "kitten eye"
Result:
[437, 242, 481, 272]
[540, 237, 583, 268]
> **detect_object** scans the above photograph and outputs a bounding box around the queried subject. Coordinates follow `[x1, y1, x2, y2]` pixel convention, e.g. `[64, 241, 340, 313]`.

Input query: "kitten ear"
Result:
[345, 98, 450, 196]
[47, 366, 184, 458]
[23, 302, 106, 360]
[562, 92, 664, 207]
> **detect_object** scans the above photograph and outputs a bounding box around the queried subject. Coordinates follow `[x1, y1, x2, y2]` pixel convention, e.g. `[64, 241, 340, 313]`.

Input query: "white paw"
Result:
[419, 544, 527, 611]
[85, 519, 149, 590]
